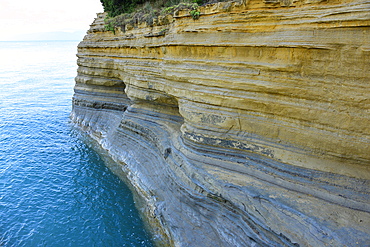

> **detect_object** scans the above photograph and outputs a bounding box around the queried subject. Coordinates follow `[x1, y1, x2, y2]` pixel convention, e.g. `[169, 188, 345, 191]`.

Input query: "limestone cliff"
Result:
[71, 0, 370, 246]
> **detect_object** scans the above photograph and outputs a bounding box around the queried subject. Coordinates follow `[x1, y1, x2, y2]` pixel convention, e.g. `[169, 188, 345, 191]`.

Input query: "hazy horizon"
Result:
[0, 0, 103, 41]
[2, 31, 88, 42]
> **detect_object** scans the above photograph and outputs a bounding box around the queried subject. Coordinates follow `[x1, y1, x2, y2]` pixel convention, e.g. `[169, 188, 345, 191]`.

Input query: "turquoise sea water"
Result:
[0, 41, 154, 246]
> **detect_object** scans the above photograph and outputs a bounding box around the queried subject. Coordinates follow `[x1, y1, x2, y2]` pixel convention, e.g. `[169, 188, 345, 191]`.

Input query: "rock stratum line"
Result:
[71, 0, 370, 246]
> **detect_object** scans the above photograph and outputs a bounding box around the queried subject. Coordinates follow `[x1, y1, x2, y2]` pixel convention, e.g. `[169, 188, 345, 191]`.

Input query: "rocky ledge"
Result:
[71, 0, 370, 246]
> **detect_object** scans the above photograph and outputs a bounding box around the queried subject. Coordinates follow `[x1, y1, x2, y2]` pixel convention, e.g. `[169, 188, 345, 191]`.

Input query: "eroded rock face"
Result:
[71, 0, 370, 246]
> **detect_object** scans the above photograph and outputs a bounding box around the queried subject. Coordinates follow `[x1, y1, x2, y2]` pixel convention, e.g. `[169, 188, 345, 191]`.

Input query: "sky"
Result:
[0, 0, 103, 41]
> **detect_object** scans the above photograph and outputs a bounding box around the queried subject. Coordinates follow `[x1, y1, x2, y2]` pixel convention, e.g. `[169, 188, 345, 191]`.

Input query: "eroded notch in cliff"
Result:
[73, 66, 131, 112]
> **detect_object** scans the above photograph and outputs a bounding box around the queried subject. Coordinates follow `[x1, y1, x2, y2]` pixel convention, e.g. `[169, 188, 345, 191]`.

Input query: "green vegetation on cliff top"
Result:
[101, 0, 226, 32]
[100, 0, 205, 17]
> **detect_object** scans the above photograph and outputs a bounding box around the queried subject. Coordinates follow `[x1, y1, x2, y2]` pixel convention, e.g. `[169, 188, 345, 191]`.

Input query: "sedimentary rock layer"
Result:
[71, 0, 370, 246]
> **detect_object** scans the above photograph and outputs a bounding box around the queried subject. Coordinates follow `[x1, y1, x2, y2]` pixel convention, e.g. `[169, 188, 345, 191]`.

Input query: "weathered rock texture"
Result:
[71, 0, 370, 246]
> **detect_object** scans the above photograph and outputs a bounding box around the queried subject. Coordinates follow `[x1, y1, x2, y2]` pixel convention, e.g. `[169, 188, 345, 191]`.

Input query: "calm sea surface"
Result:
[0, 41, 154, 246]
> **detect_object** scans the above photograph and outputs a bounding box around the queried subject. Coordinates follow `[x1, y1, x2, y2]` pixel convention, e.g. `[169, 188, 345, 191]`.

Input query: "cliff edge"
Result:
[71, 0, 370, 246]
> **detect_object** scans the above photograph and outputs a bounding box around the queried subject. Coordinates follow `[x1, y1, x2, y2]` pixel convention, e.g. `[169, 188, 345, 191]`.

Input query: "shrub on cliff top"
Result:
[100, 0, 146, 17]
[102, 0, 231, 32]
[101, 0, 205, 17]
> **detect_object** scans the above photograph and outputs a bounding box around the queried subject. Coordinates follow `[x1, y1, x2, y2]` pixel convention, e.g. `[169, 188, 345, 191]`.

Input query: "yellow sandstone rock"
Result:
[72, 0, 370, 246]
